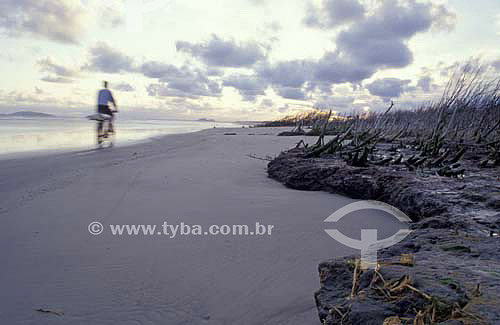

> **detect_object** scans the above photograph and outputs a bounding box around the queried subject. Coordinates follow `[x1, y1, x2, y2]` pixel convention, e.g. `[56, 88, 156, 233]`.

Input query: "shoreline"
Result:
[0, 128, 208, 162]
[0, 117, 240, 160]
[0, 125, 247, 162]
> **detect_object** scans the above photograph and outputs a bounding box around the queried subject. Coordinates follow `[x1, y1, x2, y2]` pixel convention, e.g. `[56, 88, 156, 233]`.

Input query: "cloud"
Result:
[257, 60, 313, 88]
[439, 61, 461, 77]
[206, 67, 224, 76]
[220, 60, 313, 101]
[146, 82, 220, 99]
[223, 75, 268, 101]
[84, 52, 223, 99]
[265, 21, 282, 33]
[492, 59, 500, 72]
[334, 1, 431, 66]
[140, 61, 177, 79]
[303, 0, 365, 29]
[430, 3, 456, 32]
[313, 53, 374, 84]
[176, 35, 267, 67]
[37, 58, 78, 78]
[417, 76, 433, 92]
[41, 76, 74, 84]
[36, 54, 80, 84]
[235, 0, 455, 104]
[0, 0, 88, 44]
[256, 60, 314, 99]
[95, 2, 125, 29]
[274, 86, 308, 100]
[167, 98, 217, 113]
[0, 89, 58, 106]
[366, 78, 413, 98]
[145, 64, 222, 99]
[114, 82, 135, 92]
[278, 104, 290, 113]
[83, 42, 134, 74]
[314, 95, 355, 109]
[0, 88, 90, 115]
[305, 0, 456, 87]
[261, 98, 274, 108]
[218, 0, 454, 103]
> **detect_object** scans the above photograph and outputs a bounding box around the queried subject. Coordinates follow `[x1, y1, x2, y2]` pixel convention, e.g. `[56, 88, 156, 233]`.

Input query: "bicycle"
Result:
[87, 113, 116, 148]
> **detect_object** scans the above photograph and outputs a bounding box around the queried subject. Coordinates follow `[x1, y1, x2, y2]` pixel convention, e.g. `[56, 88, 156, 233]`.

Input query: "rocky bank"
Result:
[268, 147, 500, 324]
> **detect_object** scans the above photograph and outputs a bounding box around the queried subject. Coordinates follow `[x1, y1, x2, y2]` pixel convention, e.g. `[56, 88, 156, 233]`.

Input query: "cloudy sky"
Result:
[0, 0, 499, 121]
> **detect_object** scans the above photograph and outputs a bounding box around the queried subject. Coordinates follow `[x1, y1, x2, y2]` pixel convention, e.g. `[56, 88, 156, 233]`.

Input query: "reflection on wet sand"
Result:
[0, 118, 235, 155]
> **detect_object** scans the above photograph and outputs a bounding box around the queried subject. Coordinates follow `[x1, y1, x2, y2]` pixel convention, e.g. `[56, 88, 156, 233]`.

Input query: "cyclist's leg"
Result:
[108, 114, 114, 133]
[97, 121, 103, 144]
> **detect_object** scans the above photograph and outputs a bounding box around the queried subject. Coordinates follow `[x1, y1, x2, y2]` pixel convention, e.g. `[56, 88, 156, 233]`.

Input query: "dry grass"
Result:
[277, 62, 500, 173]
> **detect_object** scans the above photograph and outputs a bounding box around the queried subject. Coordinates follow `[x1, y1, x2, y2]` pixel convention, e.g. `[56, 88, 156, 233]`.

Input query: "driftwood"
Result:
[35, 308, 64, 316]
[246, 154, 274, 161]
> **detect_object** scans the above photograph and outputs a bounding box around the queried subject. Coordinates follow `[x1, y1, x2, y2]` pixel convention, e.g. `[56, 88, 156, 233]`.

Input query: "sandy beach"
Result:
[0, 127, 404, 324]
[2, 0, 497, 323]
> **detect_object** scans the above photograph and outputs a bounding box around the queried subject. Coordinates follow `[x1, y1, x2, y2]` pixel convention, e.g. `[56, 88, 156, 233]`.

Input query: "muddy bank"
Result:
[268, 148, 500, 324]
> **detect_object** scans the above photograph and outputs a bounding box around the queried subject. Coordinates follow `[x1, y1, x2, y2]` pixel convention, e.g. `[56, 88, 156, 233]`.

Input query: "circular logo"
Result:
[88, 222, 104, 235]
[324, 200, 412, 269]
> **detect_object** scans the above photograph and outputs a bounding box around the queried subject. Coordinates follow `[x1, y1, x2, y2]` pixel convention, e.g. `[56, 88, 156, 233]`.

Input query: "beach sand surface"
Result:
[0, 127, 404, 324]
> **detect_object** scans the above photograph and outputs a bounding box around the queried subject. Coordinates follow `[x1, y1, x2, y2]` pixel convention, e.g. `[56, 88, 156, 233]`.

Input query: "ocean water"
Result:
[0, 117, 237, 156]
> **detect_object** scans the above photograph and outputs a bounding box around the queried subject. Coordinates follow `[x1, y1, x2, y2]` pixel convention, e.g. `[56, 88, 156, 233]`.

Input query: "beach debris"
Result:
[413, 310, 425, 325]
[278, 118, 306, 136]
[399, 253, 415, 266]
[246, 154, 274, 161]
[35, 308, 64, 316]
[294, 139, 308, 149]
[472, 283, 482, 297]
[330, 306, 346, 321]
[383, 316, 402, 325]
[450, 302, 483, 321]
[440, 244, 471, 254]
[350, 259, 361, 299]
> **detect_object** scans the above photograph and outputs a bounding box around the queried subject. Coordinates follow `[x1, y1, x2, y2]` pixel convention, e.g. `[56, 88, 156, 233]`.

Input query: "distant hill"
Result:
[0, 111, 56, 118]
[197, 118, 216, 122]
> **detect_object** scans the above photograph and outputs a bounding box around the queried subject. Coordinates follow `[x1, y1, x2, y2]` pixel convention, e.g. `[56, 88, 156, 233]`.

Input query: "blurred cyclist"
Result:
[97, 81, 117, 133]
